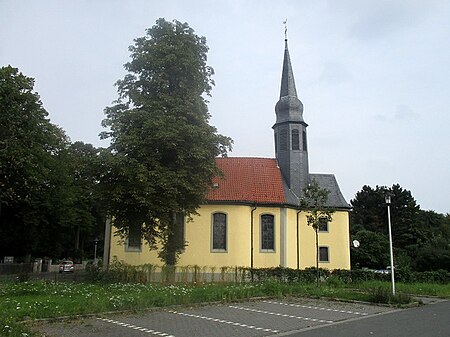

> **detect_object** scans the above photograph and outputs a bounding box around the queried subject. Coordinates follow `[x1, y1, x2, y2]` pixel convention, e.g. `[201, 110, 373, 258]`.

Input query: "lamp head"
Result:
[385, 194, 392, 204]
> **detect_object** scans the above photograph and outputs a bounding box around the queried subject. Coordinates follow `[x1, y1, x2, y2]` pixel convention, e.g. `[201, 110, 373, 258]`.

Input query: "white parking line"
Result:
[168, 310, 279, 333]
[228, 305, 333, 324]
[263, 300, 369, 316]
[96, 318, 175, 337]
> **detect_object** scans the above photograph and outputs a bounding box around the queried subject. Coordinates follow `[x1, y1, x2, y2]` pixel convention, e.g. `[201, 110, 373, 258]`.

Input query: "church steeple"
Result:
[275, 39, 305, 124]
[273, 38, 309, 197]
[280, 39, 298, 98]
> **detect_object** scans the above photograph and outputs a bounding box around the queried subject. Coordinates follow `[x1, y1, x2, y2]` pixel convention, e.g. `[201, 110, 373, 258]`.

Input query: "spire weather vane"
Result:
[283, 19, 288, 39]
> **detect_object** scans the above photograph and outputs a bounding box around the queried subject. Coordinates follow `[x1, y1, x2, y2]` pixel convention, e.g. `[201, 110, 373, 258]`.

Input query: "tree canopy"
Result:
[100, 18, 232, 265]
[0, 66, 103, 261]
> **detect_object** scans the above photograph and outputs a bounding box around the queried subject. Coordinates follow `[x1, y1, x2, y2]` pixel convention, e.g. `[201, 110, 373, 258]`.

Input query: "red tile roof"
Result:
[207, 157, 286, 204]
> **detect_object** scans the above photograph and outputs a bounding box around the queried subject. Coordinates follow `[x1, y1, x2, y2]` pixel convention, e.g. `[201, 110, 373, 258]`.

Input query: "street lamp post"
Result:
[385, 194, 396, 296]
[94, 237, 99, 265]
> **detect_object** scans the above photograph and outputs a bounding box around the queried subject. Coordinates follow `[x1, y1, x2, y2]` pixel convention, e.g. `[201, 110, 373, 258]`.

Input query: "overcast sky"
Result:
[1, 0, 449, 214]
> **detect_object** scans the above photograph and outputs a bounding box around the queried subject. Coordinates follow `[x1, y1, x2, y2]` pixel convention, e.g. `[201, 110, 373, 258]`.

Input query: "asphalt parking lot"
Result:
[34, 298, 396, 337]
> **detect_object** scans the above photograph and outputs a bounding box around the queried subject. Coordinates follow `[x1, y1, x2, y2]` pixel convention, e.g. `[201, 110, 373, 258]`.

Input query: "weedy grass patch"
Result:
[1, 278, 448, 336]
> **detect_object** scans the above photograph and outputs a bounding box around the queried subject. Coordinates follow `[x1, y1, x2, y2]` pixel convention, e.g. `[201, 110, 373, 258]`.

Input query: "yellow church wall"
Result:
[109, 205, 350, 270]
[178, 204, 252, 267]
[110, 204, 281, 268]
[109, 232, 160, 266]
[297, 210, 350, 270]
[284, 209, 301, 269]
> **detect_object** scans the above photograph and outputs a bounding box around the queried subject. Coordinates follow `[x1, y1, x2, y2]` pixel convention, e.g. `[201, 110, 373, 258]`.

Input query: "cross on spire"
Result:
[283, 19, 288, 40]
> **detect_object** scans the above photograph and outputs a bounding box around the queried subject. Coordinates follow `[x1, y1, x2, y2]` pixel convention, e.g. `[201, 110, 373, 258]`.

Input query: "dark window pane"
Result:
[319, 247, 329, 262]
[213, 213, 227, 250]
[318, 218, 328, 232]
[128, 223, 142, 248]
[261, 214, 274, 250]
[292, 129, 300, 150]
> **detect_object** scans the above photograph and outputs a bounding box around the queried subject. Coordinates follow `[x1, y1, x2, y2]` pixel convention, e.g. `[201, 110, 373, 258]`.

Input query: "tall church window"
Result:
[261, 214, 275, 251]
[126, 222, 142, 251]
[292, 129, 300, 150]
[302, 131, 307, 151]
[280, 129, 288, 150]
[212, 212, 227, 251]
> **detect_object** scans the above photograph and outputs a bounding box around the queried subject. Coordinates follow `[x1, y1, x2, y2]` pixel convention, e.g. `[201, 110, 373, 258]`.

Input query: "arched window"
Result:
[261, 214, 275, 251]
[292, 129, 300, 150]
[212, 212, 227, 251]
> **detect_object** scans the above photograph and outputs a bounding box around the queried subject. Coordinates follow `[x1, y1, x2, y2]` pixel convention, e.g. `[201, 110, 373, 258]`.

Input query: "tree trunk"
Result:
[74, 226, 80, 250]
[163, 212, 177, 283]
[316, 229, 319, 287]
[165, 211, 177, 266]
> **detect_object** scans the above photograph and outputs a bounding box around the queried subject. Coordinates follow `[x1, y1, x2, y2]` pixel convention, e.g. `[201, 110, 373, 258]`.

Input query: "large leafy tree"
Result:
[351, 184, 421, 250]
[351, 230, 390, 269]
[0, 66, 72, 259]
[100, 19, 232, 265]
[64, 141, 105, 259]
[350, 184, 450, 271]
[413, 210, 450, 271]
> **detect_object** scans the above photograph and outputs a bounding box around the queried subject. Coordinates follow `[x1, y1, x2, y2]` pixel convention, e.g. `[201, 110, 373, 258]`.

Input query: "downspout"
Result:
[296, 209, 301, 270]
[250, 204, 257, 282]
[290, 188, 302, 271]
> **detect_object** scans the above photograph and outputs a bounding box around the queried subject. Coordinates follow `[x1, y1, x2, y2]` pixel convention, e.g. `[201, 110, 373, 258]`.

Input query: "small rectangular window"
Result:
[319, 246, 329, 262]
[318, 218, 328, 232]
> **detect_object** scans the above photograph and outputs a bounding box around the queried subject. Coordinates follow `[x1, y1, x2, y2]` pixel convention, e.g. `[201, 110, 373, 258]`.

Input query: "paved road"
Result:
[286, 299, 450, 337]
[34, 298, 448, 337]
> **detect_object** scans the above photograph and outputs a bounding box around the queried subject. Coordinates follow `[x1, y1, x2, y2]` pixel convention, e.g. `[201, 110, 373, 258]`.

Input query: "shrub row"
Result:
[248, 267, 450, 284]
[86, 260, 449, 285]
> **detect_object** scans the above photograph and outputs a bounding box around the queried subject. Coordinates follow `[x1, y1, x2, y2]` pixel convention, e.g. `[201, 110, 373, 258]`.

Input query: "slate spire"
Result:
[275, 39, 304, 124]
[273, 38, 309, 197]
[279, 39, 298, 98]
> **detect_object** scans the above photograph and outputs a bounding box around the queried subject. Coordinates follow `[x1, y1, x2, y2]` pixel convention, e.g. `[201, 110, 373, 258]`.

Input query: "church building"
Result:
[108, 39, 351, 270]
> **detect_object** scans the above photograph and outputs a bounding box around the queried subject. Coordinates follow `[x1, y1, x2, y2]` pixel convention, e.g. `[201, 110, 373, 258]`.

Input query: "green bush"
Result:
[368, 286, 411, 305]
[368, 286, 390, 303]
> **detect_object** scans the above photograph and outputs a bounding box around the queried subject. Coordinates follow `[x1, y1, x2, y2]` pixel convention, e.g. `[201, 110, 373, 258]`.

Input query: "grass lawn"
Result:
[1, 280, 449, 336]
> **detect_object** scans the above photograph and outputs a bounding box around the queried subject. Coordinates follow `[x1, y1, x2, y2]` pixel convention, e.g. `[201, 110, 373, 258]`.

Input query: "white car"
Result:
[59, 260, 74, 273]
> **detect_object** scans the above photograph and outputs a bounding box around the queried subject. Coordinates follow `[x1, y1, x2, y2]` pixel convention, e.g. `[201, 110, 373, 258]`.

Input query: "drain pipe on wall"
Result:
[251, 203, 257, 282]
[296, 209, 301, 270]
[289, 189, 303, 271]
